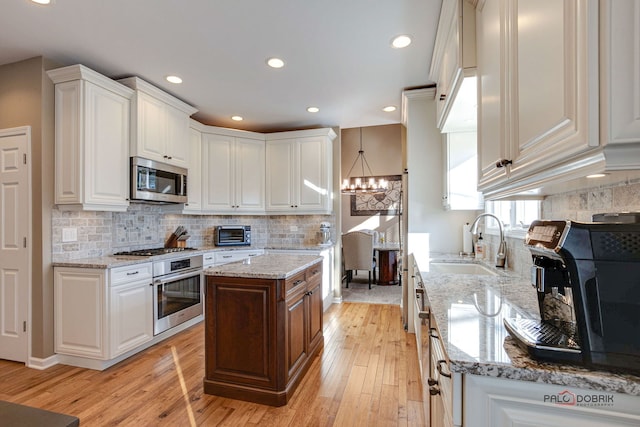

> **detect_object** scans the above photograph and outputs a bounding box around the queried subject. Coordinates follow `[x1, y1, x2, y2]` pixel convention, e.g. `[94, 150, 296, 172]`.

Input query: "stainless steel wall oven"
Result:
[152, 254, 203, 335]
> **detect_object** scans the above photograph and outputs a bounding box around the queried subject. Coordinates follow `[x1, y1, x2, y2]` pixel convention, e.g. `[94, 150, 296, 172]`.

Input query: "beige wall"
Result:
[340, 124, 403, 240]
[0, 57, 57, 359]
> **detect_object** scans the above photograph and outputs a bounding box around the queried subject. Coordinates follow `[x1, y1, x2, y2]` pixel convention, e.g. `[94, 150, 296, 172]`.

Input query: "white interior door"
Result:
[0, 127, 30, 362]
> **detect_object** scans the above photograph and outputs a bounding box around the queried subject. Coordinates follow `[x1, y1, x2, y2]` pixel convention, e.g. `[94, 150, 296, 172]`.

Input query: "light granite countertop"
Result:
[421, 255, 640, 396]
[204, 253, 323, 279]
[51, 244, 333, 269]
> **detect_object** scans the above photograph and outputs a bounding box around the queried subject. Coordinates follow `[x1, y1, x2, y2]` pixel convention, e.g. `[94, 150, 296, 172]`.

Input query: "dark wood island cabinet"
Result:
[203, 254, 324, 406]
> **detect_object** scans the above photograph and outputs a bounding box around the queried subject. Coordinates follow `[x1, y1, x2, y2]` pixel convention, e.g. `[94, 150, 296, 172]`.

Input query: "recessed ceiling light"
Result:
[231, 116, 243, 121]
[267, 57, 285, 69]
[31, 0, 51, 4]
[382, 105, 397, 112]
[391, 35, 412, 49]
[307, 107, 319, 113]
[586, 173, 607, 179]
[166, 75, 183, 84]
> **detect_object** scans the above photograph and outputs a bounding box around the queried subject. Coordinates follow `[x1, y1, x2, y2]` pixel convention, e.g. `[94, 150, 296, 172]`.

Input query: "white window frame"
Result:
[483, 199, 541, 239]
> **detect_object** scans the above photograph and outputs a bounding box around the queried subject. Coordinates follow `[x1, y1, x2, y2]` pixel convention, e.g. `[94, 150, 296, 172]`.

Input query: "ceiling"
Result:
[1, 0, 442, 133]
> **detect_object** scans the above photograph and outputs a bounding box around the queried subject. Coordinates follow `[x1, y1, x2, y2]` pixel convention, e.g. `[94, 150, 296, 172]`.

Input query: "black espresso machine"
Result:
[504, 219, 640, 373]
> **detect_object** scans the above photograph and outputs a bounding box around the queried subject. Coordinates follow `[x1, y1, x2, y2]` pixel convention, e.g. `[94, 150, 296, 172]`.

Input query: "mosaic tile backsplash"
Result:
[480, 178, 640, 278]
[52, 203, 335, 261]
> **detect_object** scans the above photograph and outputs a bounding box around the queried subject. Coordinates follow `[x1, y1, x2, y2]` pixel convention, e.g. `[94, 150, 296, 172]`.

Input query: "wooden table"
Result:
[375, 244, 400, 285]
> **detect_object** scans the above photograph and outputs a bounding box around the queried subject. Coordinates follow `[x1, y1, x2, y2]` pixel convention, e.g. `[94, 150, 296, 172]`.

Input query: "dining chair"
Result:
[342, 230, 377, 289]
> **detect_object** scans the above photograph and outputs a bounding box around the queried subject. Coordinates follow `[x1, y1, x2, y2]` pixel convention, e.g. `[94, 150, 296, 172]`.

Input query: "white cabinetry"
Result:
[464, 374, 640, 427]
[600, 0, 640, 153]
[183, 124, 203, 213]
[47, 64, 133, 212]
[109, 265, 154, 356]
[118, 77, 197, 169]
[478, 0, 599, 196]
[477, 0, 640, 199]
[54, 263, 153, 362]
[265, 128, 336, 214]
[430, 0, 476, 131]
[202, 251, 216, 268]
[213, 249, 264, 266]
[201, 130, 265, 214]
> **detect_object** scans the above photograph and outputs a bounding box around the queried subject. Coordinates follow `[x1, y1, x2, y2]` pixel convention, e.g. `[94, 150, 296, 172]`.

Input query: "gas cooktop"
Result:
[113, 247, 197, 257]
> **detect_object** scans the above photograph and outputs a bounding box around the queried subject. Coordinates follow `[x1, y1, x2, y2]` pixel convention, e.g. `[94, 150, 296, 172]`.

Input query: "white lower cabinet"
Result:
[109, 274, 153, 357]
[54, 263, 153, 362]
[464, 374, 640, 427]
[213, 249, 264, 266]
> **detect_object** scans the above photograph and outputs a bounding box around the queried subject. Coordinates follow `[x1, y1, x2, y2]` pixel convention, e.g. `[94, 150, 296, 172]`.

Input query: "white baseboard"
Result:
[28, 355, 59, 370]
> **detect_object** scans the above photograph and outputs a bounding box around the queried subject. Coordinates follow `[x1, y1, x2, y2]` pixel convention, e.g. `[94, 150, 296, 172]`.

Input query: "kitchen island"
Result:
[417, 257, 640, 427]
[203, 254, 323, 406]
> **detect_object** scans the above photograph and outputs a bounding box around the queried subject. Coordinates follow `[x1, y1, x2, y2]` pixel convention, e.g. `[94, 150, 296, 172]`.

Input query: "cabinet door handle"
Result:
[293, 280, 304, 286]
[429, 328, 438, 339]
[126, 271, 139, 276]
[429, 385, 441, 395]
[437, 360, 451, 378]
[495, 159, 513, 168]
[439, 93, 446, 101]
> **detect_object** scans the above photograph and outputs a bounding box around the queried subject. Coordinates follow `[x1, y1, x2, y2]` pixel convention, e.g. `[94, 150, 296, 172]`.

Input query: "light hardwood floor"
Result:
[0, 302, 427, 426]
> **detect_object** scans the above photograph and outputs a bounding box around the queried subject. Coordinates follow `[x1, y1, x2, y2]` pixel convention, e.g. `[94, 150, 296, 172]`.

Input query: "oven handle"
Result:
[153, 268, 203, 285]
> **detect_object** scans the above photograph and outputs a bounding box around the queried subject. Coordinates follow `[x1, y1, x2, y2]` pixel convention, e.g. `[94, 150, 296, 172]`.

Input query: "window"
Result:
[485, 200, 541, 233]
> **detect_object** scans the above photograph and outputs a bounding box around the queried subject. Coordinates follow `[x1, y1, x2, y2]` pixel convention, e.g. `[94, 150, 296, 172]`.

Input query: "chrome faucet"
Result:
[470, 213, 507, 268]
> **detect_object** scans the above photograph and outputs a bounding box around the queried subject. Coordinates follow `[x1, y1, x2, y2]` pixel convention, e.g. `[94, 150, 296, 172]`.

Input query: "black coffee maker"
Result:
[504, 219, 640, 372]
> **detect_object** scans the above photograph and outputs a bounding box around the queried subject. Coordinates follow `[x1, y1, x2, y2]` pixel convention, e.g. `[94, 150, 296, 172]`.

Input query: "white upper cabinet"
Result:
[431, 0, 476, 131]
[48, 64, 134, 212]
[477, 0, 640, 199]
[118, 77, 197, 169]
[600, 0, 640, 153]
[201, 131, 265, 214]
[183, 124, 203, 213]
[476, 0, 509, 191]
[265, 128, 336, 214]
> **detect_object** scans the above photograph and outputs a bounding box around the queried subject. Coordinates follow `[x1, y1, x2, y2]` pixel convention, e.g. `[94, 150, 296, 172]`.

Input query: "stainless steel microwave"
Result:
[130, 157, 187, 204]
[215, 225, 251, 246]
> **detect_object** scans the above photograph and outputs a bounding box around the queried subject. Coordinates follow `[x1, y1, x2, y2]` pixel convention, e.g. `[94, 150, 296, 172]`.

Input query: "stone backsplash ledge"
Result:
[52, 204, 335, 261]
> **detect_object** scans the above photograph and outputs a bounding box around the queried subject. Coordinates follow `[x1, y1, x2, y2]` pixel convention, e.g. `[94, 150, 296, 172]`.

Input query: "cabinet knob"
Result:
[429, 385, 441, 396]
[427, 378, 438, 386]
[496, 159, 513, 168]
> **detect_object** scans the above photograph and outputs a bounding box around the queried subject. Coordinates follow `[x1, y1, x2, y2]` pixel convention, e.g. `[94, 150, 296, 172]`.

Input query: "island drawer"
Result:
[285, 270, 307, 293]
[305, 264, 322, 284]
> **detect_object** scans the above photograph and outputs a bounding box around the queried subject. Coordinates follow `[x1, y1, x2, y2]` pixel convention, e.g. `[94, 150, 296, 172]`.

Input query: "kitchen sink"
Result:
[428, 262, 498, 276]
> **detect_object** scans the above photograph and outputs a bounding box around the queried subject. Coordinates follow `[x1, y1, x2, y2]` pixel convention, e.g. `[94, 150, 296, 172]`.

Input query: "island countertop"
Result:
[204, 253, 323, 279]
[422, 256, 640, 397]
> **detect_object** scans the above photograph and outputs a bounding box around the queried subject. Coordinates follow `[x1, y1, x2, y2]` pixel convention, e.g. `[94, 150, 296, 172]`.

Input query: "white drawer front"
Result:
[110, 262, 153, 286]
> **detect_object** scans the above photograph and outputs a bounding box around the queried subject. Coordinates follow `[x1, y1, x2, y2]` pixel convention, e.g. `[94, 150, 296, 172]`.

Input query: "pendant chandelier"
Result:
[341, 127, 388, 194]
